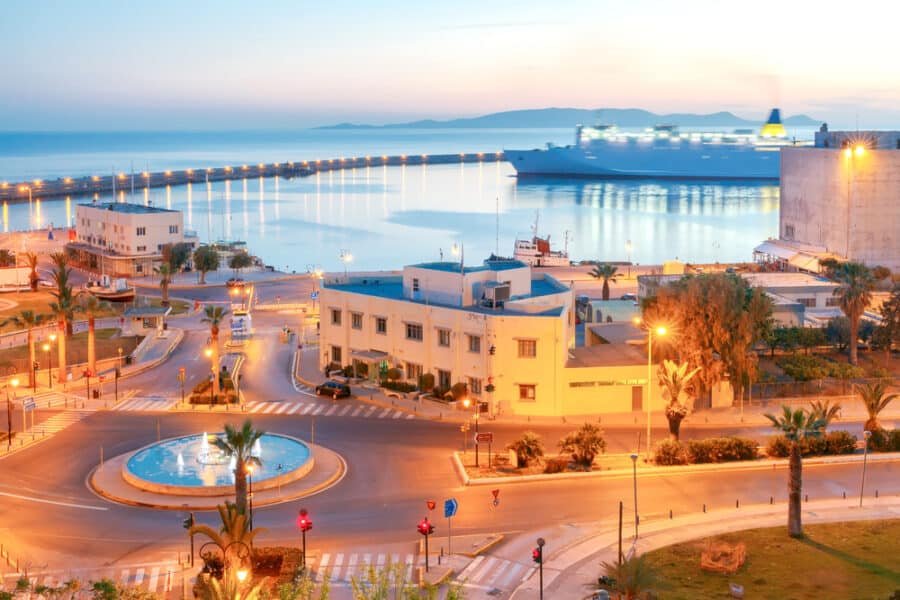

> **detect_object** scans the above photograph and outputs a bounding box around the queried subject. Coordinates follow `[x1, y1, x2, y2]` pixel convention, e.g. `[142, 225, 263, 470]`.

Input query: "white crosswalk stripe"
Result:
[112, 396, 176, 412]
[33, 410, 88, 435]
[453, 554, 534, 591]
[301, 552, 423, 585]
[4, 562, 182, 595]
[169, 400, 417, 421]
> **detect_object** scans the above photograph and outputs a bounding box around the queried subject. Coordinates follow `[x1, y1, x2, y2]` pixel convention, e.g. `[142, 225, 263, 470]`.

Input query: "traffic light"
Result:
[417, 517, 434, 536]
[297, 508, 313, 532]
[182, 512, 194, 530]
[532, 547, 542, 564]
[32, 361, 39, 370]
[489, 345, 496, 355]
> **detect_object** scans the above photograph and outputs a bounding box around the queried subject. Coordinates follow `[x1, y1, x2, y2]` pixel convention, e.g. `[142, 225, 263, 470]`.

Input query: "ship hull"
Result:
[504, 140, 782, 180]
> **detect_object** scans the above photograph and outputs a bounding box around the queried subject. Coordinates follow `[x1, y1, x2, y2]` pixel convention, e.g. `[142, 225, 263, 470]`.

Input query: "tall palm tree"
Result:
[765, 406, 825, 538]
[76, 293, 110, 375]
[212, 421, 264, 514]
[1, 310, 47, 388]
[49, 253, 75, 385]
[657, 359, 700, 441]
[832, 262, 875, 365]
[808, 398, 842, 431]
[589, 263, 619, 301]
[189, 501, 264, 549]
[203, 305, 228, 398]
[22, 251, 40, 292]
[855, 381, 898, 432]
[155, 263, 172, 307]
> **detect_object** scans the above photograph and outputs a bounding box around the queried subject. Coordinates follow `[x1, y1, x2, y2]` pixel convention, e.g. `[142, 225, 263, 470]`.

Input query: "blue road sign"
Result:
[23, 398, 36, 412]
[311, 291, 319, 300]
[444, 498, 458, 519]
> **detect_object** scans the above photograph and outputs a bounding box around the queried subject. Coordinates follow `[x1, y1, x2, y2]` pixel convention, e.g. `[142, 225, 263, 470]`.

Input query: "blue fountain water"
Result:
[126, 433, 311, 487]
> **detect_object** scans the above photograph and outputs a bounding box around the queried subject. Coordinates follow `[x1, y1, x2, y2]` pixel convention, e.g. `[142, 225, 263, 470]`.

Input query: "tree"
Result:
[597, 554, 663, 600]
[194, 246, 220, 284]
[212, 421, 264, 514]
[1, 310, 47, 387]
[589, 264, 619, 300]
[162, 242, 192, 272]
[825, 316, 851, 351]
[203, 305, 228, 398]
[657, 359, 700, 441]
[855, 381, 898, 432]
[76, 293, 110, 375]
[874, 285, 900, 362]
[808, 398, 841, 431]
[0, 249, 15, 267]
[22, 251, 40, 292]
[49, 253, 75, 384]
[155, 263, 172, 307]
[189, 501, 264, 549]
[796, 327, 826, 355]
[832, 262, 875, 365]
[558, 423, 607, 469]
[872, 265, 892, 283]
[228, 252, 253, 276]
[765, 406, 825, 537]
[507, 431, 544, 467]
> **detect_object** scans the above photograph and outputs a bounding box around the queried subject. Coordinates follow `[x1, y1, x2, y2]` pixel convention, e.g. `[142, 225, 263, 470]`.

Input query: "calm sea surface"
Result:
[0, 128, 783, 272]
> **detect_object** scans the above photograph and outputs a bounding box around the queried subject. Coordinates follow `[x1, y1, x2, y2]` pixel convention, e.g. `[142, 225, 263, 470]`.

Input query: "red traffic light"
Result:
[532, 547, 542, 564]
[296, 508, 313, 532]
[417, 517, 434, 536]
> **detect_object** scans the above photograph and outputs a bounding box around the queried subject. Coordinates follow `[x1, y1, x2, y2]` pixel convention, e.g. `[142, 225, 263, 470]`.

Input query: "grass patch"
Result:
[643, 520, 900, 599]
[138, 296, 190, 315]
[0, 328, 142, 370]
[0, 291, 121, 332]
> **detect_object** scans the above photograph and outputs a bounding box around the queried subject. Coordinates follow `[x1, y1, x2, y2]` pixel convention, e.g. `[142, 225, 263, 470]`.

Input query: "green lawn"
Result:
[642, 520, 900, 599]
[0, 291, 121, 332]
[0, 328, 142, 371]
[139, 296, 190, 315]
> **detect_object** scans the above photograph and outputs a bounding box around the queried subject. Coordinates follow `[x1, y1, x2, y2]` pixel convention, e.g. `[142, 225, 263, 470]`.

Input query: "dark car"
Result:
[226, 277, 245, 288]
[315, 380, 351, 398]
[620, 293, 637, 301]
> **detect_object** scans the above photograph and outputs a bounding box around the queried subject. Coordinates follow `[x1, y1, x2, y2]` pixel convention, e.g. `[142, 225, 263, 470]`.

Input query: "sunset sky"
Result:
[2, 0, 898, 130]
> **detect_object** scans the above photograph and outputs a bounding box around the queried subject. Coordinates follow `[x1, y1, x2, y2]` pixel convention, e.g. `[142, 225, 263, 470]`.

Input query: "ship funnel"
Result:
[759, 108, 786, 138]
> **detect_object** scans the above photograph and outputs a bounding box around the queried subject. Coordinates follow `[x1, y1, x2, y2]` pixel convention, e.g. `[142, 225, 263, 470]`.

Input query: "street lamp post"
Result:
[464, 397, 479, 467]
[859, 430, 872, 507]
[246, 464, 254, 530]
[339, 249, 353, 280]
[633, 318, 667, 457]
[42, 343, 51, 389]
[5, 377, 19, 450]
[630, 453, 639, 539]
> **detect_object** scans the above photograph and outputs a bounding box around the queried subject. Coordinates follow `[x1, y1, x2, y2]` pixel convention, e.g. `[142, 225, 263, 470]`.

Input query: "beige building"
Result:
[320, 259, 669, 417]
[67, 202, 197, 276]
[779, 129, 900, 271]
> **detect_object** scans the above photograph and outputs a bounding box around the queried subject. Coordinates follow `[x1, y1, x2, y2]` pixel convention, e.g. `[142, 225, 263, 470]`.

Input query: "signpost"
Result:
[476, 432, 494, 468]
[444, 498, 458, 555]
[23, 398, 35, 433]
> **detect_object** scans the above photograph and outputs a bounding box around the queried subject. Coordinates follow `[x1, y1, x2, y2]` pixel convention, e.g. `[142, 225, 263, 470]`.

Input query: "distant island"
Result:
[319, 108, 820, 130]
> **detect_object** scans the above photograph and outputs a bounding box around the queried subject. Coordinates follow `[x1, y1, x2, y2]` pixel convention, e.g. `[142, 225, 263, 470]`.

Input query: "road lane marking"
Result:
[338, 405, 351, 416]
[330, 553, 344, 582]
[376, 553, 385, 567]
[457, 555, 484, 581]
[134, 568, 144, 586]
[498, 562, 524, 587]
[471, 556, 498, 583]
[147, 567, 159, 592]
[392, 411, 403, 419]
[365, 405, 377, 416]
[0, 491, 108, 511]
[287, 404, 303, 415]
[324, 406, 338, 416]
[351, 406, 363, 417]
[377, 408, 391, 418]
[120, 569, 129, 585]
[316, 553, 330, 582]
[311, 405, 325, 415]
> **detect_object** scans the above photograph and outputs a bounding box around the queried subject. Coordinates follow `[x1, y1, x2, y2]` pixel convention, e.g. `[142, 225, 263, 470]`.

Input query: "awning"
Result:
[753, 241, 797, 261]
[788, 253, 821, 272]
[350, 349, 389, 362]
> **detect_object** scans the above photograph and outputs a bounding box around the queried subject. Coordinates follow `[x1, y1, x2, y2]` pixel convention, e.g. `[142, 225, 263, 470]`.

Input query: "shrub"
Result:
[558, 423, 607, 469]
[654, 439, 689, 465]
[380, 380, 417, 393]
[543, 457, 568, 474]
[766, 435, 793, 458]
[385, 367, 402, 381]
[767, 431, 859, 457]
[824, 430, 858, 455]
[869, 428, 900, 452]
[418, 373, 435, 392]
[686, 437, 758, 463]
[450, 382, 468, 401]
[507, 431, 545, 467]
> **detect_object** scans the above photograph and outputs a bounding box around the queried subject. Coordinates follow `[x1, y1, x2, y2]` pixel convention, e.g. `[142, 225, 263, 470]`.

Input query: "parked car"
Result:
[620, 293, 637, 301]
[315, 380, 351, 398]
[226, 277, 245, 288]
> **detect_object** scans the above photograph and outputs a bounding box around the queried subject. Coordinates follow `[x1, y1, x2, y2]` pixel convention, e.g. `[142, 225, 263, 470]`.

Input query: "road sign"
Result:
[491, 489, 500, 499]
[444, 498, 458, 519]
[426, 500, 436, 511]
[476, 432, 493, 444]
[310, 291, 319, 300]
[23, 398, 36, 412]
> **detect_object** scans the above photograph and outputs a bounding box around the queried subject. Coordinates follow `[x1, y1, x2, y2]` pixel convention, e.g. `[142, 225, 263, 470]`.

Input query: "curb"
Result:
[454, 450, 900, 487]
[461, 534, 505, 558]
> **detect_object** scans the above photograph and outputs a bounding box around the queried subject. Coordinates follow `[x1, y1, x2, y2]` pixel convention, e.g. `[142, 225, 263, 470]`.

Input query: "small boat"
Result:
[513, 212, 570, 267]
[85, 275, 136, 302]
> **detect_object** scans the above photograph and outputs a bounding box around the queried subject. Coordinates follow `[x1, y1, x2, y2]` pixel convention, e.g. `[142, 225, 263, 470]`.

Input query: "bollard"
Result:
[702, 503, 706, 513]
[770, 496, 774, 505]
[805, 494, 808, 503]
[736, 499, 740, 509]
[843, 491, 846, 499]
[669, 509, 673, 519]
[875, 490, 879, 498]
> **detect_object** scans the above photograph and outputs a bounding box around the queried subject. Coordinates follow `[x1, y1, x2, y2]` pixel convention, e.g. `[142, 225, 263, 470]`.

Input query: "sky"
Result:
[1, 0, 899, 130]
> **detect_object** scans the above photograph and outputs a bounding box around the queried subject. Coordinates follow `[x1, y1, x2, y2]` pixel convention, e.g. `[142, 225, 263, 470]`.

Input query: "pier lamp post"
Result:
[339, 250, 353, 280]
[630, 453, 639, 539]
[859, 430, 873, 507]
[633, 317, 667, 457]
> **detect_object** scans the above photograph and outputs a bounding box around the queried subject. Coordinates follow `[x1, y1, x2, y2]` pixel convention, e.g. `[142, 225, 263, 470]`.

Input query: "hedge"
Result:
[766, 430, 858, 457]
[381, 380, 417, 393]
[869, 428, 900, 452]
[654, 437, 758, 465]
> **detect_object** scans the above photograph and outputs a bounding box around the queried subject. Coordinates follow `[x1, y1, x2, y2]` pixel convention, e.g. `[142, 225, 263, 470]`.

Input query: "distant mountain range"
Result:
[320, 108, 820, 129]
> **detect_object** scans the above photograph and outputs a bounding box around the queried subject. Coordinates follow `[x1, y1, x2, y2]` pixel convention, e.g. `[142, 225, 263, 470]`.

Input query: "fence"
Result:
[750, 376, 899, 402]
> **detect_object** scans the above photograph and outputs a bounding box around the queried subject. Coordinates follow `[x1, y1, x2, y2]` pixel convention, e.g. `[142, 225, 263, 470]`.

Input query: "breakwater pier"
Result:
[0, 152, 506, 203]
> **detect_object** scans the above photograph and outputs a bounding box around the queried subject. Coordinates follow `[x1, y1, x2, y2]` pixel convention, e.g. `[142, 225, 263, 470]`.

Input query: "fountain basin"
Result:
[122, 433, 314, 497]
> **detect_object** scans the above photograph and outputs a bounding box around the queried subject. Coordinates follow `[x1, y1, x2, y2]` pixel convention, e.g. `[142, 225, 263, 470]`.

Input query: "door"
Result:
[632, 386, 643, 411]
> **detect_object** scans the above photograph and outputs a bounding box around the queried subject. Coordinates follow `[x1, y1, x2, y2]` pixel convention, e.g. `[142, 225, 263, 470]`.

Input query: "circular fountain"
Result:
[121, 432, 314, 497]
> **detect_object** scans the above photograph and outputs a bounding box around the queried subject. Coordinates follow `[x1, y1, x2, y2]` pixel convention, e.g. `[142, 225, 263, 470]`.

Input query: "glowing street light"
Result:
[633, 317, 668, 457]
[339, 249, 353, 279]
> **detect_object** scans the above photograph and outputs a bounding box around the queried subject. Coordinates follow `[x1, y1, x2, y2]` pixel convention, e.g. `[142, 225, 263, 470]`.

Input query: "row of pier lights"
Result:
[0, 151, 507, 202]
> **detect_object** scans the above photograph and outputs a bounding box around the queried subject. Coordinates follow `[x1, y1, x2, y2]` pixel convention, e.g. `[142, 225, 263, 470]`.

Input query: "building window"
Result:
[412, 278, 420, 292]
[136, 246, 146, 252]
[351, 312, 363, 329]
[826, 297, 840, 307]
[330, 309, 342, 326]
[169, 225, 179, 234]
[518, 384, 536, 402]
[518, 339, 537, 358]
[798, 298, 816, 308]
[135, 263, 143, 273]
[467, 334, 481, 353]
[406, 362, 423, 382]
[437, 369, 452, 390]
[468, 376, 483, 396]
[331, 345, 342, 364]
[437, 328, 451, 347]
[406, 323, 423, 341]
[375, 317, 387, 335]
[784, 224, 795, 239]
[136, 227, 146, 236]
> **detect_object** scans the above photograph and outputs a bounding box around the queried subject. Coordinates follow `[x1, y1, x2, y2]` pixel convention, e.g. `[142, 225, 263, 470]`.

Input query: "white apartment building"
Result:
[68, 202, 197, 276]
[320, 259, 668, 417]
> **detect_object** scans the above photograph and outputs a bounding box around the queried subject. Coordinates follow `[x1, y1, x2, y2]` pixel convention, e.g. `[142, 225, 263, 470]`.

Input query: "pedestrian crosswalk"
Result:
[454, 555, 536, 592]
[307, 552, 422, 584]
[33, 410, 89, 435]
[111, 396, 178, 412]
[3, 562, 180, 597]
[242, 400, 415, 420]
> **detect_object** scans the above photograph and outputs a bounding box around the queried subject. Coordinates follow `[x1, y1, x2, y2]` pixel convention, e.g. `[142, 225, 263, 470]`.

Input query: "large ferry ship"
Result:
[504, 109, 808, 179]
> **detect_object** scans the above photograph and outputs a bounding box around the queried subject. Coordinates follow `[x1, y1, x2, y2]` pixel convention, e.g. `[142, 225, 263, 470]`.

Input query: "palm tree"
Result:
[597, 554, 662, 600]
[49, 253, 75, 385]
[76, 293, 110, 375]
[589, 263, 619, 301]
[212, 421, 264, 514]
[203, 305, 228, 399]
[506, 431, 544, 467]
[855, 381, 898, 432]
[21, 251, 40, 292]
[657, 359, 700, 441]
[189, 501, 264, 549]
[765, 406, 826, 538]
[155, 263, 172, 307]
[832, 262, 875, 365]
[808, 398, 842, 431]
[1, 310, 47, 388]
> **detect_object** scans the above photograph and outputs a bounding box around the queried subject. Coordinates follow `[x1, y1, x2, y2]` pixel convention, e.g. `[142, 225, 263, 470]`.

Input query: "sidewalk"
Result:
[512, 496, 900, 599]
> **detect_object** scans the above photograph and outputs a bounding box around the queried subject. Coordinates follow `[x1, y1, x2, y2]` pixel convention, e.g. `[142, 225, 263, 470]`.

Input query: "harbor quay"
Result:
[0, 151, 505, 203]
